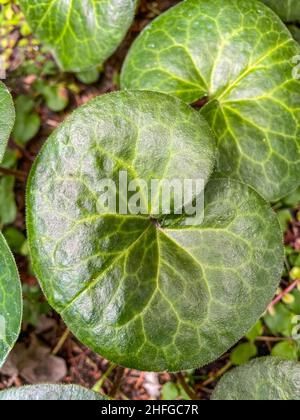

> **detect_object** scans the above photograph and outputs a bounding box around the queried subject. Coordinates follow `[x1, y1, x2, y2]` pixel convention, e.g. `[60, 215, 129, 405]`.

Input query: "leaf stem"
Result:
[0, 166, 27, 180]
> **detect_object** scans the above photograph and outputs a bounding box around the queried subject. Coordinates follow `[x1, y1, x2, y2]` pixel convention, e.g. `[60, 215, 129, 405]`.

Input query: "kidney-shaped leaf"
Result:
[19, 0, 138, 72]
[27, 91, 283, 372]
[262, 0, 300, 22]
[0, 385, 106, 400]
[0, 82, 15, 163]
[121, 0, 300, 201]
[0, 233, 22, 368]
[212, 357, 300, 400]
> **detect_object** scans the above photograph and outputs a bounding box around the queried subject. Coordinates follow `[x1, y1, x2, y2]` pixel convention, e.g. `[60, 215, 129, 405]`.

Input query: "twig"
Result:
[201, 361, 232, 387]
[268, 279, 300, 311]
[0, 166, 27, 180]
[109, 366, 126, 398]
[52, 328, 70, 355]
[176, 372, 199, 400]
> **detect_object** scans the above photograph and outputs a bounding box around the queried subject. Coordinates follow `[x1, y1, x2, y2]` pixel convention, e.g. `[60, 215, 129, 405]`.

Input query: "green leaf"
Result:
[19, 0, 138, 72]
[76, 67, 102, 85]
[27, 91, 283, 372]
[282, 187, 300, 208]
[271, 340, 298, 360]
[12, 95, 41, 146]
[276, 209, 292, 231]
[22, 284, 51, 327]
[121, 0, 300, 201]
[230, 342, 257, 366]
[212, 357, 300, 400]
[0, 233, 22, 368]
[246, 320, 264, 342]
[264, 303, 295, 336]
[34, 81, 69, 112]
[262, 0, 300, 22]
[0, 82, 15, 163]
[286, 289, 300, 314]
[161, 382, 190, 400]
[3, 227, 26, 255]
[0, 384, 106, 400]
[0, 149, 18, 226]
[288, 24, 300, 43]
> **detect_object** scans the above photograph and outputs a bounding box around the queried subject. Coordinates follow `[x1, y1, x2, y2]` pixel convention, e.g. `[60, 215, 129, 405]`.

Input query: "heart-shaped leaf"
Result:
[27, 91, 283, 372]
[0, 385, 106, 400]
[212, 357, 300, 400]
[19, 0, 138, 72]
[0, 233, 22, 368]
[0, 82, 15, 163]
[121, 0, 300, 201]
[262, 0, 300, 22]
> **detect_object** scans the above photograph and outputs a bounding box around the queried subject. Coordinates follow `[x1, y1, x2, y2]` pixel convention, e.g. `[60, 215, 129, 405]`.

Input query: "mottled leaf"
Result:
[0, 233, 22, 368]
[212, 357, 300, 400]
[0, 82, 15, 163]
[27, 91, 283, 372]
[262, 0, 300, 22]
[0, 384, 106, 400]
[121, 0, 300, 201]
[19, 0, 138, 72]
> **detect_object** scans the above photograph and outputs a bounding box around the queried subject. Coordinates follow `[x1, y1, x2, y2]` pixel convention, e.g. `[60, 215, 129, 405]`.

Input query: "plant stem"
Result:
[109, 366, 126, 398]
[52, 328, 70, 355]
[0, 166, 27, 180]
[176, 372, 199, 400]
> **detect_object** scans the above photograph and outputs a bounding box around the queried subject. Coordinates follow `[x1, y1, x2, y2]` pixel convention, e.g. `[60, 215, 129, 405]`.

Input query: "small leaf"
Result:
[0, 233, 22, 368]
[230, 342, 257, 366]
[0, 384, 106, 400]
[212, 357, 300, 400]
[19, 0, 138, 72]
[290, 267, 300, 280]
[12, 95, 40, 146]
[271, 341, 298, 360]
[277, 209, 292, 231]
[0, 82, 15, 162]
[76, 68, 102, 85]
